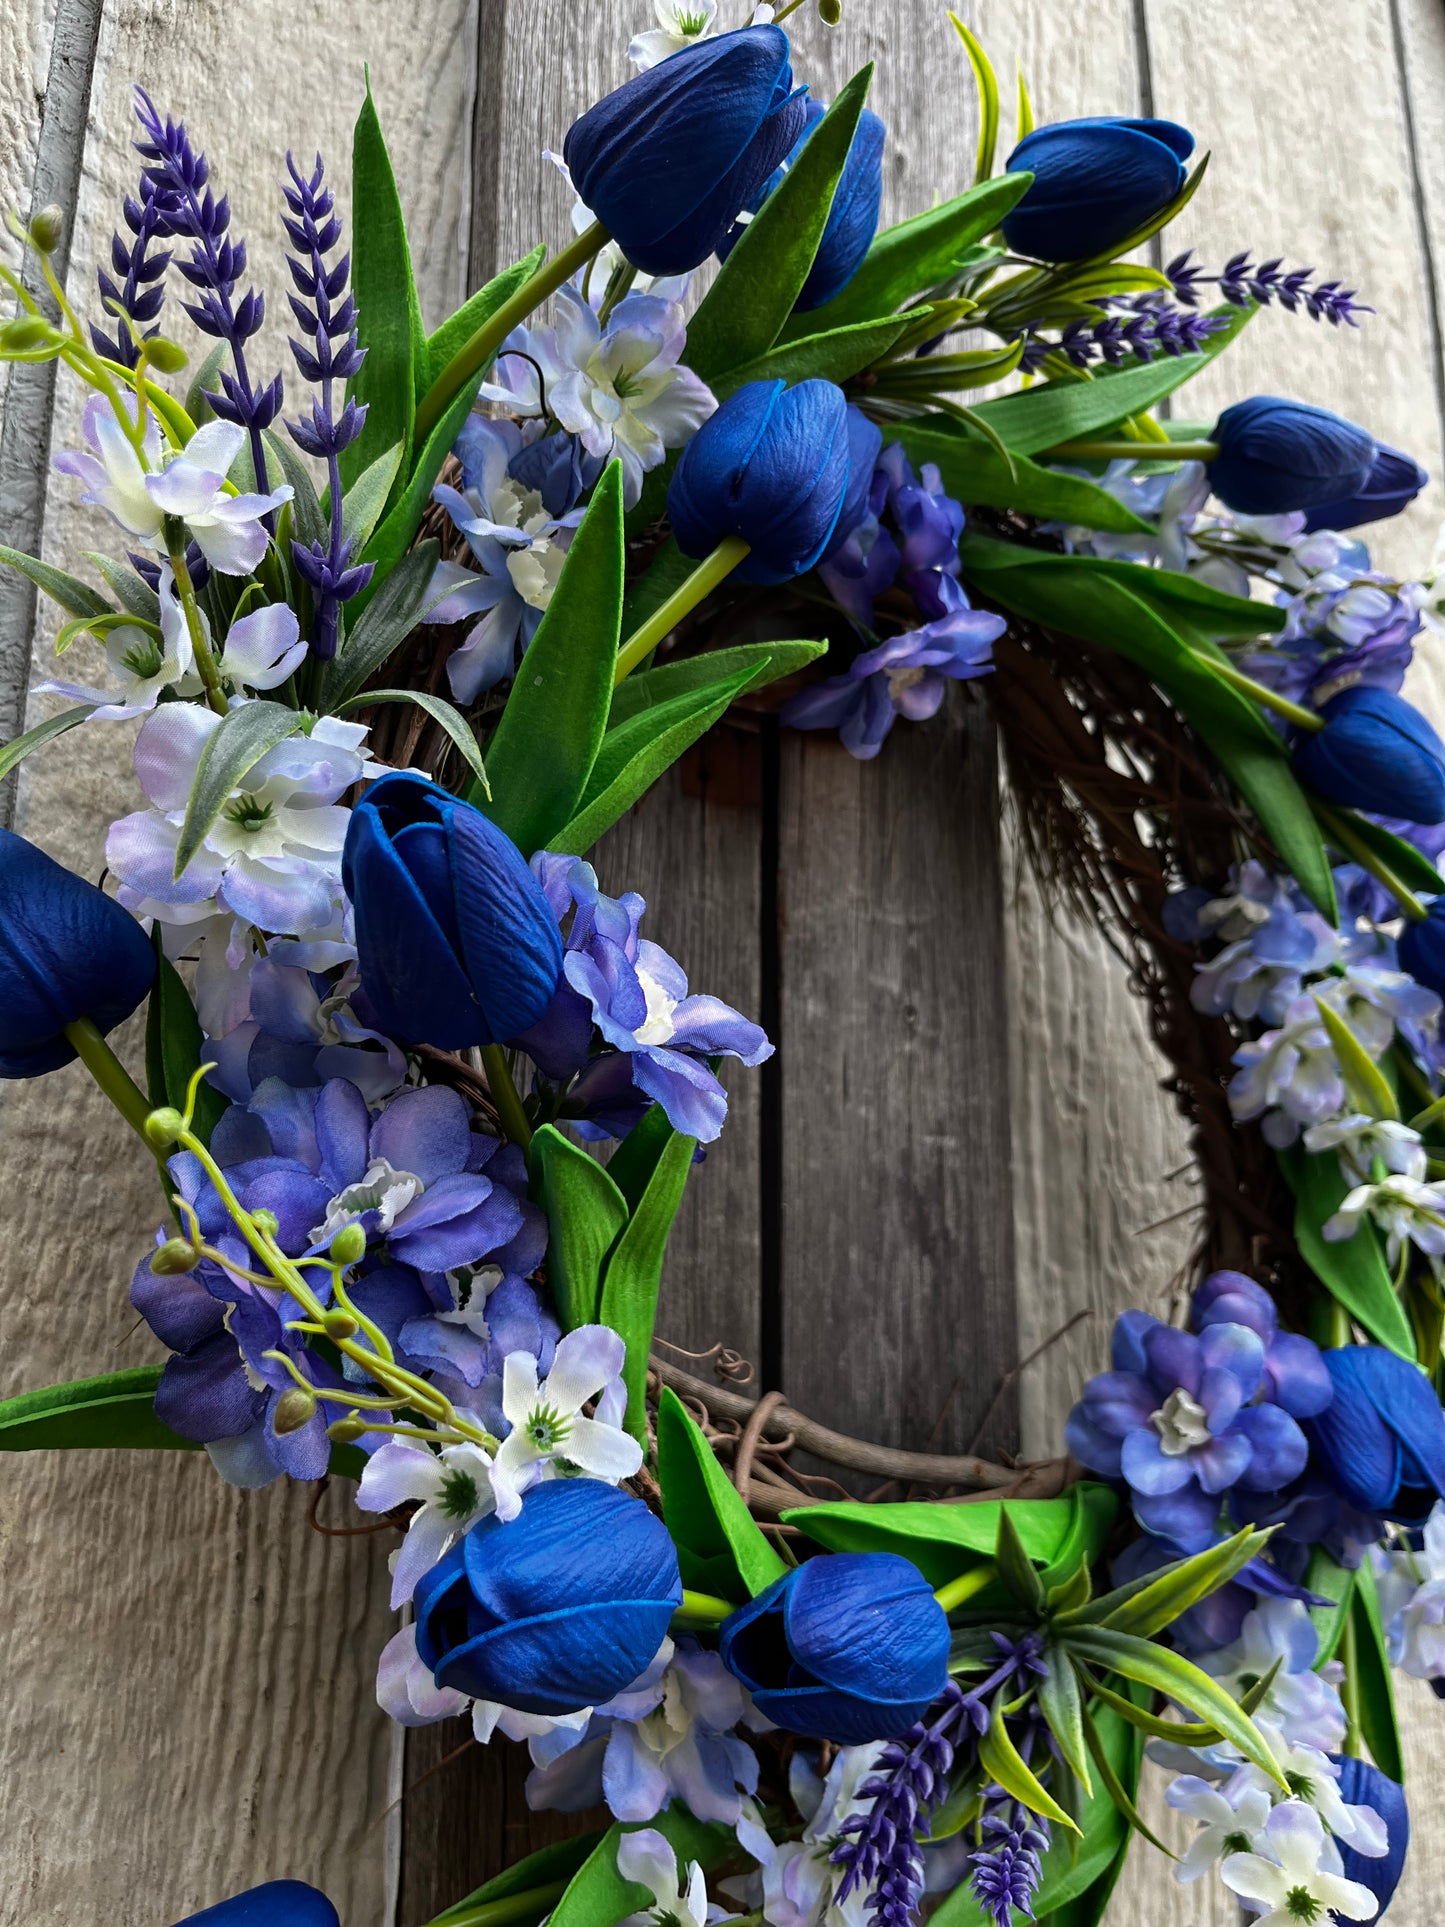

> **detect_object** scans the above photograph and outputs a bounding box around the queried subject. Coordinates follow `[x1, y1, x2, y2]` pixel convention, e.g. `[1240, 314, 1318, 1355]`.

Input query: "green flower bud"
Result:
[273, 1386, 317, 1435]
[1, 314, 54, 352]
[818, 0, 842, 21]
[250, 1208, 280, 1239]
[150, 1238, 199, 1276]
[143, 337, 188, 374]
[27, 204, 63, 253]
[329, 1221, 367, 1266]
[327, 1415, 367, 1444]
[322, 1309, 359, 1340]
[144, 1106, 186, 1149]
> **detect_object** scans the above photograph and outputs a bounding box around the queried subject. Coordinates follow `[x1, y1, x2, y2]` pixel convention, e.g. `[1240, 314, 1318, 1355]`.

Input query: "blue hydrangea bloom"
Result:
[1306, 1346, 1445, 1522]
[719, 1552, 949, 1743]
[1239, 571, 1423, 713]
[1293, 686, 1445, 824]
[1330, 1754, 1408, 1917]
[343, 772, 564, 1050]
[1303, 442, 1429, 533]
[0, 826, 156, 1078]
[1209, 397, 1376, 516]
[1002, 117, 1195, 263]
[414, 1478, 681, 1714]
[172, 1883, 339, 1927]
[563, 25, 807, 277]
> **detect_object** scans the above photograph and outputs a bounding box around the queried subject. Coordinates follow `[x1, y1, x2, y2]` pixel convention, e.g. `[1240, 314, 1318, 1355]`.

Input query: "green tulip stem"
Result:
[418, 1879, 571, 1927]
[670, 1588, 736, 1629]
[1043, 437, 1220, 463]
[613, 536, 753, 685]
[414, 222, 610, 449]
[1311, 800, 1429, 922]
[1207, 656, 1324, 733]
[1340, 1607, 1364, 1757]
[479, 1042, 533, 1152]
[63, 1018, 156, 1144]
[934, 1562, 998, 1613]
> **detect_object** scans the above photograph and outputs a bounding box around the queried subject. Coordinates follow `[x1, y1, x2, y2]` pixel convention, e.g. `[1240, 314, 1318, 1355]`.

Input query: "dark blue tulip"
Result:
[563, 26, 807, 278]
[413, 1478, 681, 1715]
[1306, 1346, 1445, 1522]
[1330, 1755, 1408, 1917]
[821, 402, 884, 564]
[173, 1883, 339, 1927]
[719, 1551, 949, 1743]
[1303, 443, 1430, 534]
[668, 377, 851, 585]
[1208, 396, 1376, 515]
[1399, 897, 1445, 997]
[342, 772, 563, 1051]
[1002, 117, 1194, 263]
[1293, 686, 1445, 824]
[0, 827, 156, 1078]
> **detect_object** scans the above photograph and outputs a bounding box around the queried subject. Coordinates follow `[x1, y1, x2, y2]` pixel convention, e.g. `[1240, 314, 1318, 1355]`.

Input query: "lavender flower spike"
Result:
[132, 86, 282, 494]
[969, 1791, 1050, 1927]
[91, 178, 175, 369]
[280, 153, 372, 659]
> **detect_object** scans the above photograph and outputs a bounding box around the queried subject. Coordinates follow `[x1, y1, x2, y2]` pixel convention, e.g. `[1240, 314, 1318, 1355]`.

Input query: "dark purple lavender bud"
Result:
[91, 177, 176, 368]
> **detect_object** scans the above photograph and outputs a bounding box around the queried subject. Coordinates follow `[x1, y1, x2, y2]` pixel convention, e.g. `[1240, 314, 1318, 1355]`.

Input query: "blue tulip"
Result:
[1292, 686, 1445, 824]
[1399, 898, 1445, 996]
[1208, 396, 1376, 516]
[342, 772, 564, 1051]
[413, 1478, 681, 1715]
[1002, 117, 1194, 263]
[562, 26, 807, 278]
[718, 98, 887, 310]
[1306, 1346, 1445, 1521]
[1303, 443, 1430, 534]
[173, 1883, 338, 1927]
[0, 826, 156, 1078]
[668, 377, 851, 584]
[719, 1551, 949, 1743]
[1331, 1755, 1408, 1917]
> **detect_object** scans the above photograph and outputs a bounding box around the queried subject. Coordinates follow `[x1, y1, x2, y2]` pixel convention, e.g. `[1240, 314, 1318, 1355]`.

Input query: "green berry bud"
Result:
[329, 1221, 367, 1266]
[1, 315, 54, 352]
[250, 1208, 280, 1239]
[150, 1238, 199, 1276]
[144, 1106, 186, 1149]
[28, 204, 63, 253]
[818, 0, 842, 21]
[273, 1387, 317, 1435]
[327, 1415, 367, 1444]
[143, 336, 188, 374]
[322, 1309, 359, 1340]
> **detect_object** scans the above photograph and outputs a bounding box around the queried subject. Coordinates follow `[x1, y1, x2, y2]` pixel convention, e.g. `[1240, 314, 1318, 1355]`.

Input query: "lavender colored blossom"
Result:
[1164, 248, 1374, 327]
[91, 178, 175, 368]
[281, 152, 372, 658]
[968, 1792, 1050, 1927]
[1238, 570, 1424, 711]
[1016, 301, 1225, 375]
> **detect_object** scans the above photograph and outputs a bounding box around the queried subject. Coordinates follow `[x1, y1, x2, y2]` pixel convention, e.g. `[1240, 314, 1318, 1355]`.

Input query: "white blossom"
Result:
[1221, 1800, 1378, 1925]
[489, 1323, 643, 1519]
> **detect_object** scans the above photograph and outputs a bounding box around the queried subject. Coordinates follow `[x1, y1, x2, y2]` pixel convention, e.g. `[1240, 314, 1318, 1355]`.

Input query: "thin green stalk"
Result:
[415, 222, 609, 448]
[1312, 801, 1428, 921]
[935, 1562, 998, 1612]
[1340, 1609, 1363, 1757]
[480, 1042, 533, 1151]
[1209, 655, 1324, 732]
[614, 536, 752, 683]
[1044, 436, 1220, 463]
[670, 1588, 736, 1629]
[420, 1878, 570, 1927]
[166, 530, 228, 715]
[63, 1018, 155, 1143]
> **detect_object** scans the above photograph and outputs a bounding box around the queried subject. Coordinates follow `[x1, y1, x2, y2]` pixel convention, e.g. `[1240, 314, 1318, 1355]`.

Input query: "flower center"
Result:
[309, 1158, 424, 1247]
[612, 364, 644, 400]
[886, 664, 927, 700]
[1284, 1886, 1321, 1922]
[1150, 1387, 1212, 1456]
[633, 966, 679, 1047]
[1222, 1831, 1252, 1854]
[525, 1401, 571, 1451]
[492, 475, 550, 537]
[436, 1466, 480, 1521]
[1285, 1771, 1316, 1801]
[225, 791, 275, 834]
[675, 6, 710, 30]
[506, 537, 567, 611]
[119, 635, 165, 680]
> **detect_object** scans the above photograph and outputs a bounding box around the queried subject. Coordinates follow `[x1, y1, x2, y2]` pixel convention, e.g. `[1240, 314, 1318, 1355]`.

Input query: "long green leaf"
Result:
[546, 1813, 733, 1927]
[427, 1833, 603, 1924]
[1277, 1143, 1416, 1357]
[996, 1508, 1047, 1612]
[336, 688, 489, 795]
[1352, 1560, 1403, 1782]
[145, 930, 226, 1148]
[258, 431, 328, 552]
[0, 703, 96, 784]
[979, 1691, 1081, 1832]
[1088, 1526, 1267, 1639]
[175, 701, 300, 879]
[1038, 1650, 1092, 1791]
[609, 640, 827, 730]
[0, 1367, 200, 1452]
[713, 310, 922, 400]
[0, 544, 112, 619]
[598, 1126, 697, 1441]
[339, 439, 406, 557]
[892, 422, 1154, 532]
[85, 551, 161, 621]
[1313, 994, 1400, 1120]
[655, 1386, 789, 1601]
[1080, 1699, 1174, 1856]
[426, 245, 544, 372]
[321, 538, 446, 707]
[1315, 803, 1445, 896]
[685, 66, 874, 380]
[951, 12, 1000, 181]
[530, 1124, 629, 1331]
[1083, 1672, 1227, 1745]
[1305, 1547, 1356, 1665]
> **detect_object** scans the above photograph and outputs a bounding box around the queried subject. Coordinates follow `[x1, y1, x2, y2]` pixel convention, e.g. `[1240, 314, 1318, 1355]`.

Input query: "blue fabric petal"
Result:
[172, 1881, 340, 1927]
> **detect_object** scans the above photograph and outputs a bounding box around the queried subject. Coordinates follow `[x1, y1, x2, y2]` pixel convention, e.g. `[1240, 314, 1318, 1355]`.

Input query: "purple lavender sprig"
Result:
[1016, 303, 1226, 375]
[132, 86, 282, 493]
[280, 153, 371, 660]
[1165, 247, 1373, 326]
[91, 178, 175, 369]
[969, 1790, 1051, 1927]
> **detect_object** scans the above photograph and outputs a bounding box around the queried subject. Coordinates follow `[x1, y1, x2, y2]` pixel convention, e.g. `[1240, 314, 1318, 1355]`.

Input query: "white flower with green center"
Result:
[1323, 1171, 1445, 1276]
[1303, 1114, 1427, 1186]
[615, 1828, 716, 1927]
[1221, 1801, 1379, 1926]
[489, 1323, 643, 1520]
[1165, 1776, 1272, 1883]
[627, 0, 719, 69]
[356, 1439, 497, 1609]
[1228, 1725, 1387, 1856]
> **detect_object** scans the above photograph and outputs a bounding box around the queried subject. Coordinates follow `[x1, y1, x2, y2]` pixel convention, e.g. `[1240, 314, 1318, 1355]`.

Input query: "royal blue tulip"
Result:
[1002, 117, 1194, 263]
[1331, 1755, 1408, 1917]
[1292, 686, 1445, 824]
[719, 98, 887, 310]
[0, 826, 156, 1078]
[668, 377, 851, 584]
[1303, 443, 1429, 534]
[1208, 396, 1376, 516]
[342, 772, 563, 1051]
[562, 26, 807, 278]
[413, 1478, 681, 1715]
[719, 1552, 949, 1743]
[1398, 898, 1445, 997]
[173, 1883, 339, 1927]
[1306, 1346, 1445, 1521]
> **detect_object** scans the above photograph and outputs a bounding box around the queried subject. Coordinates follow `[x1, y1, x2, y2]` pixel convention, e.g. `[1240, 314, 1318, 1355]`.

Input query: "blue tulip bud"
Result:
[413, 1479, 682, 1715]
[0, 826, 156, 1078]
[1305, 1346, 1445, 1521]
[1208, 396, 1376, 516]
[1292, 686, 1445, 825]
[668, 377, 851, 584]
[1398, 899, 1445, 996]
[1002, 117, 1194, 263]
[718, 1551, 949, 1743]
[173, 1883, 339, 1927]
[1330, 1754, 1408, 1917]
[341, 772, 564, 1051]
[562, 26, 808, 278]
[1302, 442, 1430, 534]
[718, 99, 887, 310]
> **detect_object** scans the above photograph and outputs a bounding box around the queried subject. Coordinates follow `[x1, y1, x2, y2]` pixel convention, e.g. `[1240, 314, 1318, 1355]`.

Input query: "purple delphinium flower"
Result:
[515, 853, 772, 1143]
[1237, 571, 1423, 712]
[280, 153, 372, 659]
[1164, 248, 1374, 328]
[969, 1792, 1050, 1927]
[91, 177, 175, 368]
[201, 956, 406, 1108]
[132, 86, 282, 493]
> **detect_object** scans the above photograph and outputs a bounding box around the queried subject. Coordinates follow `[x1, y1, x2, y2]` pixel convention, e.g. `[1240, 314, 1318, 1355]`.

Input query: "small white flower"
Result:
[490, 1323, 643, 1519]
[616, 1827, 718, 1927]
[357, 1438, 497, 1607]
[376, 1621, 591, 1746]
[1227, 1726, 1386, 1857]
[1166, 1775, 1272, 1882]
[1199, 1602, 1346, 1755]
[1303, 1114, 1427, 1186]
[628, 0, 719, 69]
[1323, 1171, 1445, 1275]
[1221, 1799, 1378, 1924]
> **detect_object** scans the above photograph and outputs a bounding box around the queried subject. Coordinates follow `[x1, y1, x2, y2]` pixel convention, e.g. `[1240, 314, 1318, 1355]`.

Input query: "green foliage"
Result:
[1059, 1525, 1269, 1640]
[1352, 1560, 1404, 1781]
[0, 544, 112, 620]
[257, 433, 327, 552]
[321, 539, 452, 707]
[655, 1386, 789, 1600]
[426, 246, 544, 374]
[1278, 1142, 1417, 1357]
[144, 930, 226, 1148]
[951, 12, 1001, 181]
[609, 640, 827, 730]
[175, 701, 301, 879]
[530, 1125, 629, 1331]
[980, 1690, 1080, 1833]
[599, 1128, 697, 1442]
[335, 688, 488, 795]
[714, 309, 924, 401]
[891, 422, 1154, 532]
[338, 439, 406, 557]
[0, 702, 96, 785]
[425, 1833, 604, 1925]
[1305, 1546, 1357, 1664]
[0, 1367, 199, 1452]
[544, 1811, 735, 1927]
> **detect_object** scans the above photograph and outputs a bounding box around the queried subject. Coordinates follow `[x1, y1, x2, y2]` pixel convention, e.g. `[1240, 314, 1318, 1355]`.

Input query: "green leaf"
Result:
[336, 688, 489, 795]
[546, 1812, 734, 1927]
[322, 539, 448, 708]
[85, 551, 161, 621]
[339, 439, 406, 558]
[951, 11, 1000, 181]
[598, 1126, 697, 1441]
[1038, 1650, 1093, 1792]
[605, 1102, 681, 1214]
[341, 74, 426, 489]
[474, 462, 624, 853]
[1060, 1627, 1285, 1785]
[1317, 801, 1445, 896]
[1080, 1526, 1268, 1639]
[427, 1832, 604, 1924]
[996, 1508, 1047, 1612]
[892, 420, 1153, 533]
[1305, 1547, 1356, 1665]
[1313, 994, 1400, 1120]
[609, 640, 827, 730]
[530, 1124, 629, 1331]
[174, 701, 300, 879]
[1352, 1560, 1403, 1782]
[1080, 1697, 1174, 1857]
[1082, 1671, 1231, 1745]
[0, 1367, 200, 1452]
[1277, 1142, 1416, 1357]
[258, 430, 328, 554]
[0, 703, 96, 784]
[714, 310, 923, 400]
[426, 245, 544, 373]
[144, 930, 226, 1148]
[979, 1690, 1081, 1832]
[655, 1385, 789, 1600]
[184, 341, 228, 426]
[685, 66, 874, 380]
[0, 544, 112, 619]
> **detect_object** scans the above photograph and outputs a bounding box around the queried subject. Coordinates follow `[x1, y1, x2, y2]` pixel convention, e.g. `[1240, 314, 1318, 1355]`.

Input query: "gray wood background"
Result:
[2, 1, 1445, 1923]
